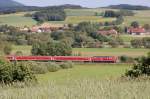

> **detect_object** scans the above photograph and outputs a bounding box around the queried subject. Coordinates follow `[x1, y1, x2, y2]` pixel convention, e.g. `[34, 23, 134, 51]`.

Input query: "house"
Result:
[20, 26, 30, 32]
[127, 27, 147, 35]
[97, 29, 118, 36]
[31, 23, 65, 33]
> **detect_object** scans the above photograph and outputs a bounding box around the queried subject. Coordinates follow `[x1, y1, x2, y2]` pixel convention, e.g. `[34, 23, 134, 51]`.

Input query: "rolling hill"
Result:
[106, 4, 150, 10]
[0, 0, 24, 8]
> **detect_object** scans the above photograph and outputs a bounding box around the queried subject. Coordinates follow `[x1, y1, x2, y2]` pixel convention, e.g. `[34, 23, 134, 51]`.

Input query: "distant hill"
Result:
[0, 4, 84, 14]
[0, 0, 24, 8]
[55, 4, 83, 9]
[106, 4, 150, 10]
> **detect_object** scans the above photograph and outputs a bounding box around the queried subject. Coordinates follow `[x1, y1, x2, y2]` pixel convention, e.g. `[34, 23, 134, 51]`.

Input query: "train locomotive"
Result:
[6, 56, 118, 63]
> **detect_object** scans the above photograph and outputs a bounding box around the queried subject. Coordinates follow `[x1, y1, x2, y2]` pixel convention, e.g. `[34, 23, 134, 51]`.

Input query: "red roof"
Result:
[97, 29, 118, 35]
[128, 27, 145, 33]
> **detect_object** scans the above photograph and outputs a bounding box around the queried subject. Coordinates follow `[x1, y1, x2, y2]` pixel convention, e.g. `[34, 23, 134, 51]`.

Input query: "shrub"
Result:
[119, 55, 134, 63]
[60, 61, 74, 69]
[131, 39, 143, 48]
[15, 51, 23, 56]
[108, 40, 119, 48]
[12, 62, 37, 82]
[46, 62, 61, 72]
[123, 44, 131, 48]
[27, 61, 48, 74]
[125, 52, 150, 78]
[0, 62, 36, 84]
[3, 44, 12, 55]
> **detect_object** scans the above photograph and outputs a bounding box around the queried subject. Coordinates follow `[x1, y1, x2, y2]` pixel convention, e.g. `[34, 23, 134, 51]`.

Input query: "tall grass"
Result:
[0, 79, 150, 99]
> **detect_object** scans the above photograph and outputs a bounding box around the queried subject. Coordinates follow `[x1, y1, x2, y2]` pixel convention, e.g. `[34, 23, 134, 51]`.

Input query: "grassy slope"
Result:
[0, 9, 149, 26]
[12, 45, 32, 55]
[0, 12, 37, 27]
[73, 48, 149, 57]
[37, 64, 129, 84]
[1, 64, 150, 99]
[120, 34, 150, 42]
[123, 10, 150, 26]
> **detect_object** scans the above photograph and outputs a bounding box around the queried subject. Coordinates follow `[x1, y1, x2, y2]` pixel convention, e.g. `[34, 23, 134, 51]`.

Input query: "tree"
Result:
[131, 21, 139, 28]
[33, 8, 66, 22]
[103, 10, 117, 17]
[143, 24, 150, 30]
[31, 41, 72, 56]
[125, 52, 150, 78]
[108, 40, 119, 48]
[142, 37, 150, 48]
[131, 39, 143, 48]
[75, 22, 99, 35]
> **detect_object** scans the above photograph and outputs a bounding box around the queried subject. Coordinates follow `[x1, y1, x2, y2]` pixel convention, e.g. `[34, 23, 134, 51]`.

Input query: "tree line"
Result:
[32, 8, 66, 22]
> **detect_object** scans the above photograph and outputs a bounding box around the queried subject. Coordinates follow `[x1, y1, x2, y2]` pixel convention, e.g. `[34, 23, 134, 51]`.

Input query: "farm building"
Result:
[97, 29, 118, 36]
[127, 27, 150, 35]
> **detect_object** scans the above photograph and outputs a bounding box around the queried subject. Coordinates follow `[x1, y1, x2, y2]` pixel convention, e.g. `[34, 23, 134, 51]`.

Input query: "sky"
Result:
[14, 0, 150, 8]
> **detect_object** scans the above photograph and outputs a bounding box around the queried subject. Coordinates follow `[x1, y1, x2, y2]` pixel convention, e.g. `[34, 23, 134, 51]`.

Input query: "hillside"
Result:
[106, 4, 150, 10]
[0, 0, 24, 8]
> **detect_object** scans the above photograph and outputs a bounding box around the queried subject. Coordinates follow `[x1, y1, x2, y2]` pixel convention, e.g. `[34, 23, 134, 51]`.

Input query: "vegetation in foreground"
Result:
[0, 79, 150, 99]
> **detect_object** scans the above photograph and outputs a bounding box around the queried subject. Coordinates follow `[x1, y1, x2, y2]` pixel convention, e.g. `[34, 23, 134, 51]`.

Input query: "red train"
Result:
[6, 56, 118, 63]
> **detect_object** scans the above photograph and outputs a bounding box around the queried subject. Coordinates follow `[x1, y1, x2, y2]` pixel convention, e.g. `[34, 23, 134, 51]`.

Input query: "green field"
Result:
[12, 45, 149, 57]
[0, 12, 37, 27]
[120, 34, 150, 42]
[123, 10, 150, 26]
[48, 16, 115, 24]
[1, 64, 150, 99]
[12, 45, 32, 55]
[73, 48, 149, 57]
[65, 8, 117, 16]
[37, 64, 130, 83]
[0, 8, 149, 27]
[66, 16, 115, 24]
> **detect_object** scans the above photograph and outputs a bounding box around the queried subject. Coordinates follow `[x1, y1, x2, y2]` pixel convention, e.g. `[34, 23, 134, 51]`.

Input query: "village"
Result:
[20, 22, 150, 36]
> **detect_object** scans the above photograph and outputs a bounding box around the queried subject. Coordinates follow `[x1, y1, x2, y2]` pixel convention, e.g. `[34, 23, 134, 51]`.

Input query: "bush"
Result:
[3, 44, 12, 55]
[27, 61, 48, 74]
[0, 62, 36, 84]
[108, 40, 119, 48]
[60, 61, 74, 69]
[119, 55, 134, 63]
[125, 52, 150, 78]
[123, 44, 131, 48]
[46, 62, 61, 72]
[131, 39, 143, 48]
[15, 51, 23, 56]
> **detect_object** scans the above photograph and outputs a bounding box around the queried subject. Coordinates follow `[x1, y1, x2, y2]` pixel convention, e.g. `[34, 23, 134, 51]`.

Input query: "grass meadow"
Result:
[0, 64, 150, 99]
[0, 8, 149, 27]
[123, 10, 150, 26]
[0, 79, 150, 99]
[120, 35, 150, 42]
[0, 12, 37, 27]
[48, 16, 115, 24]
[12, 45, 149, 57]
[73, 48, 149, 57]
